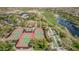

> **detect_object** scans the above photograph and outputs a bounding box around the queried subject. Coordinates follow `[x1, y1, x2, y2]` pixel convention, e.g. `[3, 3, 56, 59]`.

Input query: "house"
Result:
[24, 20, 37, 32]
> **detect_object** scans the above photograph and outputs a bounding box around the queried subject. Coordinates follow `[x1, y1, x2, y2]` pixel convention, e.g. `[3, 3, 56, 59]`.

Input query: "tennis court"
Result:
[16, 32, 34, 48]
[35, 28, 44, 39]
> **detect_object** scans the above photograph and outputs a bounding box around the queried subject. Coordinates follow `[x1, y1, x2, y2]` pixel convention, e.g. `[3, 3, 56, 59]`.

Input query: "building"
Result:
[25, 20, 37, 32]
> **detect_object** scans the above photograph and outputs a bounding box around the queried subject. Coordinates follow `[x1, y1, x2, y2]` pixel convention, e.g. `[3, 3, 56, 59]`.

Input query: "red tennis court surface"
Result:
[16, 32, 34, 48]
[16, 28, 44, 48]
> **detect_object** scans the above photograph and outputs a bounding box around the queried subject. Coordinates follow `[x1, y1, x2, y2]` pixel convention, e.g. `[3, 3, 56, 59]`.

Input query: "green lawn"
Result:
[35, 31, 43, 39]
[23, 35, 30, 44]
[42, 11, 57, 25]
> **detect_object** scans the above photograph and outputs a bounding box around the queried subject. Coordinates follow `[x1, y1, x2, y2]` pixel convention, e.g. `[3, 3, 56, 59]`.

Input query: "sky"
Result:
[0, 0, 79, 7]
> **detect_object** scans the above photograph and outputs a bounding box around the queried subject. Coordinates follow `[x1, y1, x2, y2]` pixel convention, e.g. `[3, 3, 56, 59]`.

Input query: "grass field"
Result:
[42, 11, 57, 25]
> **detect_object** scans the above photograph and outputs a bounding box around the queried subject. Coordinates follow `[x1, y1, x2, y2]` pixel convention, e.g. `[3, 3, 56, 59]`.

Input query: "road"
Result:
[48, 27, 66, 51]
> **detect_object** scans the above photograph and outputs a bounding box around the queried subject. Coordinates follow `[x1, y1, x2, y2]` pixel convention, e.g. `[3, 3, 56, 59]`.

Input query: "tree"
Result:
[29, 39, 49, 50]
[0, 41, 15, 51]
[0, 25, 13, 38]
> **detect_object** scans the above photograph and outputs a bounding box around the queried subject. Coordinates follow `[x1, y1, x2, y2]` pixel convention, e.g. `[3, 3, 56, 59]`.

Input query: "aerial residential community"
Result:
[0, 7, 79, 51]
